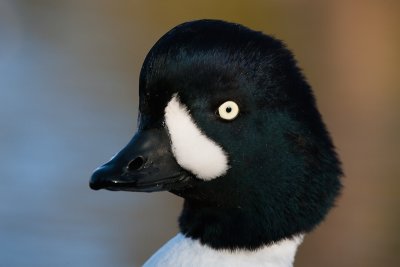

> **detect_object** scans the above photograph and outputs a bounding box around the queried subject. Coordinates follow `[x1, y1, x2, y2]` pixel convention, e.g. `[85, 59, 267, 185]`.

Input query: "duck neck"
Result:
[178, 199, 304, 253]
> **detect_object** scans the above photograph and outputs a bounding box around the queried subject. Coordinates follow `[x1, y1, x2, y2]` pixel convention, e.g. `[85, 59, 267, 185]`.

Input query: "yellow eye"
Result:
[217, 101, 239, 120]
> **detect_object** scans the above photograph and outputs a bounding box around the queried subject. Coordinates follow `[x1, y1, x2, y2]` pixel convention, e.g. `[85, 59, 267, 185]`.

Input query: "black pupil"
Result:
[226, 106, 232, 113]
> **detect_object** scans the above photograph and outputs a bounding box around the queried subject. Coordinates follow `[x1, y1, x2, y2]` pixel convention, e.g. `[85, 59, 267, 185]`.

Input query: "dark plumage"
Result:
[91, 19, 343, 252]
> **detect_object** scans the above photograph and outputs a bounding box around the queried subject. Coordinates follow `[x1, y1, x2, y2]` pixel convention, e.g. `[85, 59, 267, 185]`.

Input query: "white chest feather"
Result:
[143, 234, 303, 267]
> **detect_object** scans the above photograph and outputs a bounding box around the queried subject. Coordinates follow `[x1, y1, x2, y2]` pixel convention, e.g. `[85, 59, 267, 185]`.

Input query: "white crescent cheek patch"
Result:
[164, 94, 229, 181]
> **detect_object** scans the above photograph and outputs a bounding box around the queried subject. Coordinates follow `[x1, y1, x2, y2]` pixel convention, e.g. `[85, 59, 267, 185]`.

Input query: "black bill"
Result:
[89, 128, 193, 192]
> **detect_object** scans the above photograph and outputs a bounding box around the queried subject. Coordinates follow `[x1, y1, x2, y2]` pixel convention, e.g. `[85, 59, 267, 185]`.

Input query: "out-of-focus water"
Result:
[0, 2, 182, 266]
[1, 1, 399, 267]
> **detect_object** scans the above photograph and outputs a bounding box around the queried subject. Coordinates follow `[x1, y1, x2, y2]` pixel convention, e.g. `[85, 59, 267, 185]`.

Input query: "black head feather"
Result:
[138, 19, 343, 250]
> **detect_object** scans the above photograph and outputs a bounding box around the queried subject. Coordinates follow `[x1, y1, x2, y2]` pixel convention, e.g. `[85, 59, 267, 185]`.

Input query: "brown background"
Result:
[1, 1, 399, 266]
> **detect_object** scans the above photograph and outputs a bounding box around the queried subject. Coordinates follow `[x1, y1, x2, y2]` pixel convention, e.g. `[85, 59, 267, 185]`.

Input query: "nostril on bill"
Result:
[128, 156, 145, 171]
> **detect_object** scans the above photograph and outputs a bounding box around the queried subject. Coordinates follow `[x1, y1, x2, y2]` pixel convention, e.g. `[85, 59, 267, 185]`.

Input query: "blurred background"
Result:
[0, 0, 399, 266]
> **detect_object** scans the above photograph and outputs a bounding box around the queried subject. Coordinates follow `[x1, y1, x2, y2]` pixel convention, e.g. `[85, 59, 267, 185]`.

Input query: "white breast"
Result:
[143, 233, 303, 267]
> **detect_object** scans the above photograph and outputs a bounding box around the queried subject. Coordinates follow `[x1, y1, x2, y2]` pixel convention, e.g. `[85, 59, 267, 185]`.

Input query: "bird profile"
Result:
[90, 19, 342, 267]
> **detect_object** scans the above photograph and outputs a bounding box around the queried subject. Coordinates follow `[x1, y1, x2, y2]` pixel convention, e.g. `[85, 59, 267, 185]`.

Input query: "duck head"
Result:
[90, 20, 342, 250]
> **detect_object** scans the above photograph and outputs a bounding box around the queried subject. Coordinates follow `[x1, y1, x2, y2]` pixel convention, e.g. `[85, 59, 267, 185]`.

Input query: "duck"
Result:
[89, 19, 343, 267]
